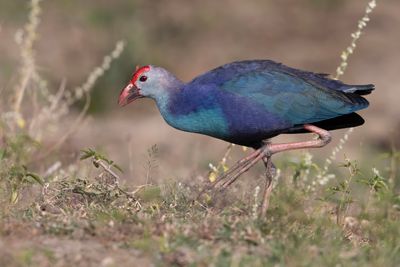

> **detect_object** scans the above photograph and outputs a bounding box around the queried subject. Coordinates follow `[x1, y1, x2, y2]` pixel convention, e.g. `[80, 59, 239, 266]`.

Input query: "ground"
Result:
[1, 0, 400, 266]
[1, 146, 399, 266]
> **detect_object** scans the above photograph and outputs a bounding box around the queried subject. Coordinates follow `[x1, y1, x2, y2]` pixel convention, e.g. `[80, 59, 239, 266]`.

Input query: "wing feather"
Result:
[219, 70, 361, 125]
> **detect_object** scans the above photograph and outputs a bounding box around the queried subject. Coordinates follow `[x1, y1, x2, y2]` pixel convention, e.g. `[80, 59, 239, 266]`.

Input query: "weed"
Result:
[0, 133, 43, 204]
[2, 1, 400, 267]
[144, 144, 159, 184]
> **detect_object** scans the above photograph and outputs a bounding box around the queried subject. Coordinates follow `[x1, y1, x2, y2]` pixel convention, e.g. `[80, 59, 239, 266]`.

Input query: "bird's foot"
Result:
[260, 155, 274, 217]
[197, 124, 331, 214]
[212, 148, 266, 191]
[195, 149, 265, 202]
[209, 143, 279, 192]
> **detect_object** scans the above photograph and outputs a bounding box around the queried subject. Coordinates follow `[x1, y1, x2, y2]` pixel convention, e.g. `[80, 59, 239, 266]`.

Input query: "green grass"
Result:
[1, 1, 398, 265]
[0, 145, 399, 266]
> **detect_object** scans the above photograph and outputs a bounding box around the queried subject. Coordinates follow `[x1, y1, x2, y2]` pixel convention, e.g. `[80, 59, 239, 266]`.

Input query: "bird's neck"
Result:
[153, 78, 184, 116]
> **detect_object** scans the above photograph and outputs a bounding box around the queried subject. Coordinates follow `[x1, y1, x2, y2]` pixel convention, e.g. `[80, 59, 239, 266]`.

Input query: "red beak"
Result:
[118, 83, 143, 107]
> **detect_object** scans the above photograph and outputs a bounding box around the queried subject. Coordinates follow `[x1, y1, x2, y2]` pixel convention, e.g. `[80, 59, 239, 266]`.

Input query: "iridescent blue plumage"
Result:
[120, 60, 374, 148]
[118, 60, 374, 213]
[157, 60, 373, 147]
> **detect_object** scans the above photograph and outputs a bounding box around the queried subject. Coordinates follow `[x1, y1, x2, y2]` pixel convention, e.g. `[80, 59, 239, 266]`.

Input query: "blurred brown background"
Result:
[0, 0, 399, 182]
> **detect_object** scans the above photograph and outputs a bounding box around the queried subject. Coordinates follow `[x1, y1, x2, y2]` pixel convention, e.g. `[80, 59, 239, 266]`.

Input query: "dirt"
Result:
[0, 217, 153, 267]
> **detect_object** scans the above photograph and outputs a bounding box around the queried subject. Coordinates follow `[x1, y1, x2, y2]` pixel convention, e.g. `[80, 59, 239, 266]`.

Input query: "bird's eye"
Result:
[139, 75, 148, 82]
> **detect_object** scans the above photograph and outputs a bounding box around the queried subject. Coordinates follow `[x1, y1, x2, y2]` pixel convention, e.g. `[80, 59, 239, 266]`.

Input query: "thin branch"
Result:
[30, 91, 91, 163]
[93, 158, 121, 182]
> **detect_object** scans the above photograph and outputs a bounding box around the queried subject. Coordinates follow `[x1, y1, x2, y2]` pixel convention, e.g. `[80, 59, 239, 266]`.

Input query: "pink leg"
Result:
[261, 156, 274, 217]
[217, 151, 265, 190]
[265, 124, 331, 155]
[260, 124, 331, 216]
[196, 148, 263, 200]
[212, 148, 263, 189]
[201, 124, 331, 214]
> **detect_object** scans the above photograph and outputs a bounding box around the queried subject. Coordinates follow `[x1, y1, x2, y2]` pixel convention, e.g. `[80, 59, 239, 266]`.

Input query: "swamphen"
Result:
[119, 60, 374, 215]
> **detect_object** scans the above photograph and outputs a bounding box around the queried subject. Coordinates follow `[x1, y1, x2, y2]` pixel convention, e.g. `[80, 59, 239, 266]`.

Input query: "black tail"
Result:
[285, 113, 365, 134]
[342, 84, 375, 95]
[344, 92, 370, 109]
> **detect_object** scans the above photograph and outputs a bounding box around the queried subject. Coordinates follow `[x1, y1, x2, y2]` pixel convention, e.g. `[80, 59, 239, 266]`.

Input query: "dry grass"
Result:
[1, 0, 400, 266]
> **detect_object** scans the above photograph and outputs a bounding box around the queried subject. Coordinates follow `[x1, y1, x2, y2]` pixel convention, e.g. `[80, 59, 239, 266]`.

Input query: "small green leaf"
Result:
[0, 148, 5, 160]
[80, 148, 96, 160]
[136, 185, 162, 203]
[11, 190, 19, 204]
[26, 172, 44, 186]
[112, 163, 124, 173]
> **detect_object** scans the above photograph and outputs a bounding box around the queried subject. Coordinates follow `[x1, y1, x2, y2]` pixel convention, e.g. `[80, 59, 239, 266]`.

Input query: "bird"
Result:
[118, 60, 374, 215]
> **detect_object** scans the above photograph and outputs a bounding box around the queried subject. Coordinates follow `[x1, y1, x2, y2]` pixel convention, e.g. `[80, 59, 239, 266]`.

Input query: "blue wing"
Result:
[189, 60, 371, 126]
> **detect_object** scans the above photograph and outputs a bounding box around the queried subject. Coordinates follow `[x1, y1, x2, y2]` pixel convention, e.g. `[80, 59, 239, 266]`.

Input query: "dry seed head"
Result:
[252, 186, 260, 220]
[335, 0, 377, 79]
[68, 40, 125, 105]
